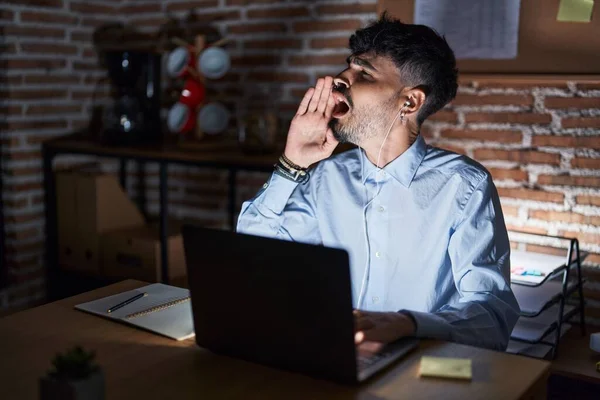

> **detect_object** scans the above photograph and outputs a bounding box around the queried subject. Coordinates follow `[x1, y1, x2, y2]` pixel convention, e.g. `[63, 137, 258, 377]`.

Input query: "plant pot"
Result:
[39, 370, 105, 400]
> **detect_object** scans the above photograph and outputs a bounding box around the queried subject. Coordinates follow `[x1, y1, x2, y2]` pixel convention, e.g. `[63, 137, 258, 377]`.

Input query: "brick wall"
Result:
[1, 1, 600, 326]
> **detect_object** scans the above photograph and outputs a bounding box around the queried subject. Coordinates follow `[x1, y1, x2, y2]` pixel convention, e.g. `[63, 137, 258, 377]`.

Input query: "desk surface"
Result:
[552, 328, 600, 383]
[0, 280, 550, 400]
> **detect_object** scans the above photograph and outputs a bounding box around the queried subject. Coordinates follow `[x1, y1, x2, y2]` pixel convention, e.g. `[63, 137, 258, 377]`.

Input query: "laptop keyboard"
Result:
[357, 350, 393, 371]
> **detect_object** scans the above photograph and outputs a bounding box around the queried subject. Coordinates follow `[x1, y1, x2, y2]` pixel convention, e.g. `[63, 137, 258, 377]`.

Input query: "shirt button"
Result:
[375, 251, 381, 258]
[378, 206, 385, 212]
[372, 296, 379, 303]
[262, 183, 269, 189]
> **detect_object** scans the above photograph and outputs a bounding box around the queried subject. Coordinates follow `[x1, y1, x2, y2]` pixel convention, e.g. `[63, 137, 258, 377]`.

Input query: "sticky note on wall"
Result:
[557, 0, 595, 22]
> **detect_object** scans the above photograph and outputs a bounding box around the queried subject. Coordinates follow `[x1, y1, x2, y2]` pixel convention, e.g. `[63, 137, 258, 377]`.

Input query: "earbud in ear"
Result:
[403, 101, 411, 107]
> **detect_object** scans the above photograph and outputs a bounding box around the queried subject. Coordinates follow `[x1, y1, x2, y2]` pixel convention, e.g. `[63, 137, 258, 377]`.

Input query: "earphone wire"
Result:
[357, 103, 407, 309]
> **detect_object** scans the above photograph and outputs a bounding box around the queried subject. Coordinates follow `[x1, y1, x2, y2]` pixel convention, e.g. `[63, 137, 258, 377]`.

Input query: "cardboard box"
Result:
[101, 223, 186, 282]
[56, 165, 145, 274]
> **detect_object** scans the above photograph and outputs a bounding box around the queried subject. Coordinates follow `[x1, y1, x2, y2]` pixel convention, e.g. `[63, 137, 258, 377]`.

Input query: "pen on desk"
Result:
[107, 292, 147, 313]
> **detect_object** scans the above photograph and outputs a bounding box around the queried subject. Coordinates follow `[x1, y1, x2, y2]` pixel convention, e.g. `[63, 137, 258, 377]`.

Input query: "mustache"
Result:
[332, 86, 353, 109]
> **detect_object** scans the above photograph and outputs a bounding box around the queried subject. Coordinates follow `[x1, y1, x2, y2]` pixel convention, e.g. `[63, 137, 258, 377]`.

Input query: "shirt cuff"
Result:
[401, 310, 452, 341]
[257, 173, 299, 214]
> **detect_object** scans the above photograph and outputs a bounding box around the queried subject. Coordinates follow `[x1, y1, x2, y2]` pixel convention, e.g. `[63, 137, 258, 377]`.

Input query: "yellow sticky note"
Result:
[557, 0, 595, 22]
[419, 356, 472, 380]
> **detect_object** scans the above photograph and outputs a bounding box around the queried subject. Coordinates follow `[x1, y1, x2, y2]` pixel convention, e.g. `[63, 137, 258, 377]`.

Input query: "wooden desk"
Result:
[552, 328, 600, 382]
[1, 280, 550, 400]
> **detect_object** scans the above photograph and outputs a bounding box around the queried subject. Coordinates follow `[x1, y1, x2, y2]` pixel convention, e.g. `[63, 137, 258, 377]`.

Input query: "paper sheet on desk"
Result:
[75, 283, 195, 341]
[414, 0, 521, 59]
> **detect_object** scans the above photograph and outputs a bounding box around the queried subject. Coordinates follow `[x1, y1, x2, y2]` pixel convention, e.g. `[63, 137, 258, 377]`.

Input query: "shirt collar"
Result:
[360, 134, 427, 187]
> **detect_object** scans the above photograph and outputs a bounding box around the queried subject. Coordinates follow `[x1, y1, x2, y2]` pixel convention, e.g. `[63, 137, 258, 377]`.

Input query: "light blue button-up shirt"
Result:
[237, 135, 520, 350]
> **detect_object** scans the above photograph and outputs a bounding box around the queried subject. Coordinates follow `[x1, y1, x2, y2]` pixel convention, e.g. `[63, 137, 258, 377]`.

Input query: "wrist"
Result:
[283, 151, 310, 169]
[396, 311, 417, 336]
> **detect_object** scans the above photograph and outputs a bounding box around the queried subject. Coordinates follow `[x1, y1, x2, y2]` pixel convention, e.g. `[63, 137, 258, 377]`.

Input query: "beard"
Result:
[328, 95, 399, 146]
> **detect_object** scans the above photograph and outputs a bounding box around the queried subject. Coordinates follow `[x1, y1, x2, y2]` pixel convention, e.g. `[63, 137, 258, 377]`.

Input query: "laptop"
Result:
[182, 225, 419, 384]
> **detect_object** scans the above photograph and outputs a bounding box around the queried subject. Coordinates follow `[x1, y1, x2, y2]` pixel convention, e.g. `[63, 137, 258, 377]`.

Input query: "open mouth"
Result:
[332, 92, 351, 119]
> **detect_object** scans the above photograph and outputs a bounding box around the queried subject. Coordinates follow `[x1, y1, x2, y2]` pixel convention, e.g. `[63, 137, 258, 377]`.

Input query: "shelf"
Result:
[511, 305, 575, 343]
[510, 250, 588, 287]
[511, 278, 585, 317]
[507, 324, 572, 359]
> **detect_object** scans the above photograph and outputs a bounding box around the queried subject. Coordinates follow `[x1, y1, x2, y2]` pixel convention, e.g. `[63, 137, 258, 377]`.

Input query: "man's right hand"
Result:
[283, 76, 339, 169]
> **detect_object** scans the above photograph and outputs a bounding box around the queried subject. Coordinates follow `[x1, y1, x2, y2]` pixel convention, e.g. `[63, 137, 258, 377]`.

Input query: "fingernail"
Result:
[355, 331, 364, 343]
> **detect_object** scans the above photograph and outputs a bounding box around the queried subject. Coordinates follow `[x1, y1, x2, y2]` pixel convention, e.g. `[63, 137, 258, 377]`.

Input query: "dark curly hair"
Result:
[349, 12, 458, 125]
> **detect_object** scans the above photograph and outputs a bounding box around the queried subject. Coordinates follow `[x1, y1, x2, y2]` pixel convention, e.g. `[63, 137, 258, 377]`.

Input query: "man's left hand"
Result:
[354, 310, 416, 344]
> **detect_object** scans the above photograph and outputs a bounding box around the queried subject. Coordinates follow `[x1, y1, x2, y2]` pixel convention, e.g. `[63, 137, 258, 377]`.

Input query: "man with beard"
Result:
[237, 13, 519, 351]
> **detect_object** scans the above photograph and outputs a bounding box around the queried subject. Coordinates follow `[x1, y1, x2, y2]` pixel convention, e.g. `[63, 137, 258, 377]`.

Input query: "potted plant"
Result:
[39, 346, 105, 400]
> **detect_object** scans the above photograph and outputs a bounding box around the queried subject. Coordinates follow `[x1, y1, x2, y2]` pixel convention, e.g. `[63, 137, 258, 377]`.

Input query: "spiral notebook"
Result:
[75, 283, 195, 341]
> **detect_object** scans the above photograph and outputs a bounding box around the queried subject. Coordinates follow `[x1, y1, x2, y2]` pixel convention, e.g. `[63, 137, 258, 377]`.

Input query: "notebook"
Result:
[75, 283, 195, 341]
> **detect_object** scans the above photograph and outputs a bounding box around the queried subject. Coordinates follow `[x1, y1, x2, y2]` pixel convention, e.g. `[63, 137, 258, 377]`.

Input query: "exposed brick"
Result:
[245, 38, 302, 49]
[452, 94, 534, 107]
[468, 78, 570, 90]
[1, 89, 68, 100]
[21, 11, 78, 25]
[4, 120, 67, 131]
[3, 26, 65, 39]
[289, 54, 347, 66]
[530, 210, 600, 226]
[561, 117, 600, 129]
[227, 0, 280, 4]
[247, 6, 309, 19]
[6, 166, 42, 178]
[6, 227, 41, 242]
[316, 3, 377, 14]
[0, 137, 20, 147]
[3, 198, 28, 209]
[72, 61, 100, 72]
[577, 83, 600, 91]
[228, 22, 286, 34]
[488, 168, 528, 182]
[1, 75, 23, 85]
[120, 3, 163, 13]
[524, 244, 567, 257]
[1, 58, 66, 70]
[8, 268, 45, 285]
[311, 36, 348, 49]
[165, 0, 219, 12]
[4, 181, 43, 195]
[3, 0, 62, 7]
[247, 71, 309, 83]
[545, 97, 600, 109]
[26, 134, 61, 145]
[497, 188, 564, 203]
[537, 174, 600, 188]
[464, 112, 552, 125]
[81, 17, 120, 29]
[1, 42, 17, 53]
[427, 111, 458, 123]
[571, 157, 600, 169]
[505, 224, 548, 235]
[70, 30, 92, 42]
[20, 43, 78, 55]
[231, 54, 281, 67]
[501, 204, 519, 217]
[576, 195, 600, 207]
[473, 149, 560, 165]
[26, 104, 82, 115]
[70, 2, 117, 14]
[558, 230, 600, 246]
[24, 74, 80, 85]
[440, 129, 522, 143]
[1, 105, 23, 116]
[293, 19, 363, 33]
[4, 151, 41, 162]
[531, 135, 600, 150]
[1, 9, 14, 20]
[586, 254, 600, 266]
